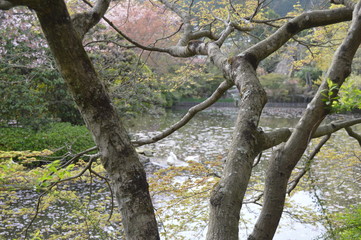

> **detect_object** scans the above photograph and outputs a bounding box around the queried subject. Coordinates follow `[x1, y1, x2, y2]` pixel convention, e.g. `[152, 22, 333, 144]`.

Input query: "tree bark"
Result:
[249, 1, 361, 239]
[206, 57, 267, 240]
[33, 1, 159, 239]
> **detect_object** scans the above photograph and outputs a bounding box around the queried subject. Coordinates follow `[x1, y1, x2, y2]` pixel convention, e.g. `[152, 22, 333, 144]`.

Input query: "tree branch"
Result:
[345, 126, 361, 146]
[23, 153, 100, 238]
[259, 118, 361, 151]
[133, 80, 234, 146]
[73, 0, 111, 39]
[287, 134, 331, 195]
[84, 39, 136, 49]
[60, 146, 98, 168]
[89, 168, 114, 221]
[313, 118, 361, 138]
[244, 7, 353, 64]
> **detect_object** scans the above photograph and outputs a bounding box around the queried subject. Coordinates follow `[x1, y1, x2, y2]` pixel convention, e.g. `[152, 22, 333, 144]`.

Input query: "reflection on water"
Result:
[1, 108, 360, 240]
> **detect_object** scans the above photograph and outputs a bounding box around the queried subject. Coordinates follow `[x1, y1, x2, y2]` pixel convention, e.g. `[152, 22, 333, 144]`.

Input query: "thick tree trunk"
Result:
[206, 58, 267, 240]
[34, 1, 159, 239]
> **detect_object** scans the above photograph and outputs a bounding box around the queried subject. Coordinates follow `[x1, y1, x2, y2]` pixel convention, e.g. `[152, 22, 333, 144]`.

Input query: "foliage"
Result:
[259, 73, 292, 101]
[293, 4, 350, 72]
[294, 66, 323, 86]
[332, 76, 361, 112]
[318, 76, 361, 112]
[0, 151, 123, 239]
[161, 62, 224, 101]
[0, 8, 81, 128]
[0, 122, 94, 157]
[86, 37, 168, 115]
[309, 137, 361, 239]
[107, 0, 180, 47]
[331, 205, 361, 240]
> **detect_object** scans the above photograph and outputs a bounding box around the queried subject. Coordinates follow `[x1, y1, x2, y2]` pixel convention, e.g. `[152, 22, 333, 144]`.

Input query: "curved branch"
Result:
[244, 7, 353, 64]
[60, 146, 98, 168]
[313, 118, 361, 138]
[345, 126, 361, 146]
[73, 0, 111, 39]
[133, 80, 234, 146]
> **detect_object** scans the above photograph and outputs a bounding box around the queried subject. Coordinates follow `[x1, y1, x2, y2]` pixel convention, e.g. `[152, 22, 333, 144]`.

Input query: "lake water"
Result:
[1, 107, 360, 239]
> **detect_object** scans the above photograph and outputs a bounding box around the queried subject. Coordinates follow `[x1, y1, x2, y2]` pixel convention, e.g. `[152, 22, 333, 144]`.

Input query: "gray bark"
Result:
[6, 0, 160, 239]
[206, 58, 267, 239]
[249, 1, 361, 239]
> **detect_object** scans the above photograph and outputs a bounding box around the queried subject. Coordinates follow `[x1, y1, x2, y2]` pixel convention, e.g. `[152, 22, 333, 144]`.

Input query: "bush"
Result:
[0, 123, 94, 155]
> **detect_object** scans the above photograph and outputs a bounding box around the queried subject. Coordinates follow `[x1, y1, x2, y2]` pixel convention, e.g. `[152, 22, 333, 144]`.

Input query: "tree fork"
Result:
[206, 56, 267, 240]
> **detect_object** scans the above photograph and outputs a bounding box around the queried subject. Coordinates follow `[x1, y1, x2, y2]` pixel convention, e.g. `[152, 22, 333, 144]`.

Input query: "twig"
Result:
[23, 154, 100, 238]
[84, 40, 136, 49]
[89, 168, 114, 222]
[82, 0, 170, 53]
[287, 134, 331, 195]
[60, 146, 98, 169]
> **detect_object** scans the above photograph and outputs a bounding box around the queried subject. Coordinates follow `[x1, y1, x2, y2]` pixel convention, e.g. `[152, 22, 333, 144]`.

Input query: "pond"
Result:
[1, 107, 360, 239]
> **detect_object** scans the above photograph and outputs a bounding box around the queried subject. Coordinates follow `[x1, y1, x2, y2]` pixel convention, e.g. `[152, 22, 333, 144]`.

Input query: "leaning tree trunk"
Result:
[206, 57, 267, 239]
[249, 2, 361, 239]
[34, 1, 159, 239]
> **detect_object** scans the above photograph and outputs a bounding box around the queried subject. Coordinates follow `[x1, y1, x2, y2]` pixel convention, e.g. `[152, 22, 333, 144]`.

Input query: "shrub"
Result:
[0, 123, 94, 155]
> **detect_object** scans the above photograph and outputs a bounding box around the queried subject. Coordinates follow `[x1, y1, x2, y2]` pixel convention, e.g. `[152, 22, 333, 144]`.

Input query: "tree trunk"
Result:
[34, 1, 159, 239]
[206, 57, 267, 239]
[249, 2, 361, 238]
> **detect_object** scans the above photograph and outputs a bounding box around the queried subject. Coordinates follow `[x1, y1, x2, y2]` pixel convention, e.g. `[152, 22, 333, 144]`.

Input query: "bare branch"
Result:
[60, 146, 98, 168]
[244, 7, 353, 64]
[345, 126, 361, 146]
[259, 118, 361, 150]
[259, 128, 292, 151]
[248, 0, 266, 22]
[89, 168, 114, 221]
[215, 23, 235, 46]
[133, 80, 234, 146]
[287, 134, 331, 195]
[102, 15, 171, 53]
[84, 39, 136, 49]
[72, 0, 111, 39]
[313, 118, 361, 138]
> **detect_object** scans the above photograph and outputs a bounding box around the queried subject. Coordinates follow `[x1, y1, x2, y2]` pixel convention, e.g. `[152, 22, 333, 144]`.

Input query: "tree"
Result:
[1, 0, 361, 240]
